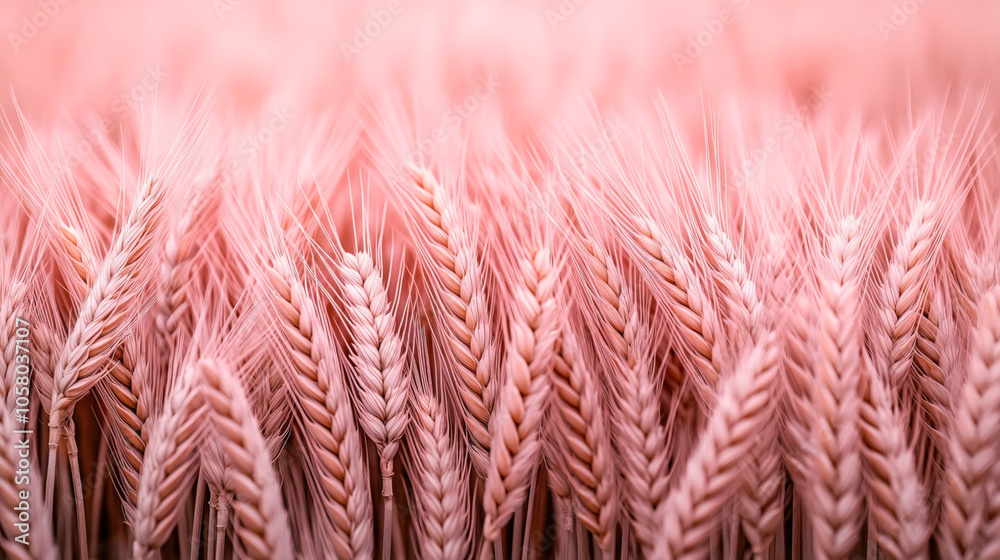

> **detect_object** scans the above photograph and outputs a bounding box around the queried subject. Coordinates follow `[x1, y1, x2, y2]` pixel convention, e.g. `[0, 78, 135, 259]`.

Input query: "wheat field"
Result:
[2, 0, 1000, 559]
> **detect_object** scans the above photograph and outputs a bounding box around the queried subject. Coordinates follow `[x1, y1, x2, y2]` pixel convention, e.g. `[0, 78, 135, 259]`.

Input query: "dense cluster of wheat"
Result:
[0, 96, 999, 560]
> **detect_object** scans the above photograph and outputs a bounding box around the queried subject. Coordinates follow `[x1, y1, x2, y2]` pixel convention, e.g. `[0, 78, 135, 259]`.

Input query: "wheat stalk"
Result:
[483, 244, 558, 541]
[200, 440, 234, 560]
[405, 165, 496, 476]
[939, 285, 1000, 559]
[653, 334, 780, 560]
[199, 358, 294, 560]
[265, 255, 374, 559]
[404, 393, 472, 560]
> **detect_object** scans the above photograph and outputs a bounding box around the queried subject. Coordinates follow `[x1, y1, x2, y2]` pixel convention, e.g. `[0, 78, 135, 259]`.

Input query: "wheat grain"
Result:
[339, 249, 410, 560]
[858, 362, 930, 559]
[0, 281, 28, 405]
[978, 474, 1000, 560]
[939, 285, 1000, 559]
[57, 210, 153, 521]
[97, 339, 149, 516]
[702, 216, 784, 554]
[154, 174, 220, 356]
[869, 201, 942, 391]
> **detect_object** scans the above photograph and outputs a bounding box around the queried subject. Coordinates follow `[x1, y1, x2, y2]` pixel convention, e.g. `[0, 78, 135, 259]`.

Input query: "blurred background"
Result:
[2, 0, 998, 136]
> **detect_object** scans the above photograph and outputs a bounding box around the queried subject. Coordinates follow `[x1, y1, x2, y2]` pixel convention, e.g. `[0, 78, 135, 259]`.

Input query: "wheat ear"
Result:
[630, 217, 720, 402]
[576, 237, 662, 550]
[99, 340, 149, 516]
[339, 251, 411, 485]
[339, 249, 411, 559]
[550, 327, 617, 551]
[703, 216, 783, 554]
[912, 292, 950, 521]
[154, 175, 220, 355]
[869, 201, 941, 391]
[405, 393, 472, 560]
[788, 218, 865, 559]
[0, 281, 28, 405]
[779, 291, 816, 486]
[939, 285, 1000, 559]
[132, 361, 205, 559]
[199, 358, 294, 560]
[265, 256, 374, 559]
[406, 165, 496, 475]
[58, 211, 152, 520]
[46, 178, 169, 560]
[654, 334, 780, 560]
[483, 245, 559, 541]
[703, 215, 764, 344]
[858, 362, 930, 559]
